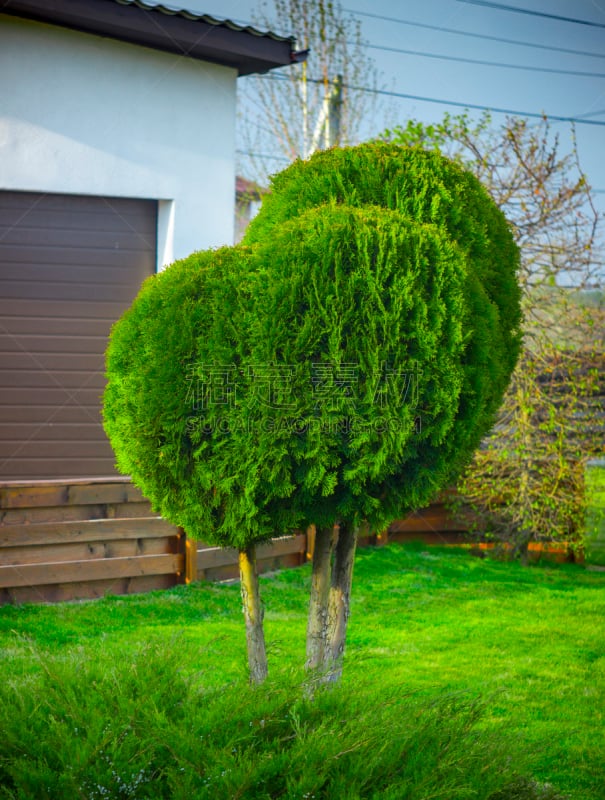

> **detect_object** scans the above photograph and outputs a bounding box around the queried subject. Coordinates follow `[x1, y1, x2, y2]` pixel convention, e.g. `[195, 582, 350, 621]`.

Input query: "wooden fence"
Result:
[0, 478, 468, 606]
[0, 479, 185, 604]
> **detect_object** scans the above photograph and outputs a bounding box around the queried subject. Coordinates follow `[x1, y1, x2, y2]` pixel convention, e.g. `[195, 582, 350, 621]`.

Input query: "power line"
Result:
[360, 41, 605, 79]
[456, 0, 605, 29]
[349, 84, 605, 127]
[342, 8, 605, 60]
[236, 149, 290, 162]
[256, 73, 605, 127]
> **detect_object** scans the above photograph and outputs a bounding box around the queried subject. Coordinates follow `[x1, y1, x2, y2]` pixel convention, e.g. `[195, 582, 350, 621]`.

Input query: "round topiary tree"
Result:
[242, 143, 521, 678]
[104, 143, 521, 684]
[103, 246, 301, 683]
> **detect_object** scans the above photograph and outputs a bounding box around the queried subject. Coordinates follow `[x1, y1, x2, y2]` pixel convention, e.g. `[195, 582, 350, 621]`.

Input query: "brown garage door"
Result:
[0, 191, 157, 479]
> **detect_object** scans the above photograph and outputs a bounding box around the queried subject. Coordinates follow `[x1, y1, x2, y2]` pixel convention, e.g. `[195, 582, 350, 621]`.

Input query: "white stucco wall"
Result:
[0, 14, 238, 266]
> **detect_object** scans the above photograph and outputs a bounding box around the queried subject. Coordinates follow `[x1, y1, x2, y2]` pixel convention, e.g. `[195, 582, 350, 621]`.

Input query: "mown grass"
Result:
[0, 544, 603, 799]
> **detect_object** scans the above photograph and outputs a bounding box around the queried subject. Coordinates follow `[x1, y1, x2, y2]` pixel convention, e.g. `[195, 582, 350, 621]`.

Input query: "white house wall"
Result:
[0, 14, 237, 266]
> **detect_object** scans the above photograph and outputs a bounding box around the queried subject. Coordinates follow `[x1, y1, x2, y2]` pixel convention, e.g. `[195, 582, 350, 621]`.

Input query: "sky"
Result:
[185, 0, 605, 216]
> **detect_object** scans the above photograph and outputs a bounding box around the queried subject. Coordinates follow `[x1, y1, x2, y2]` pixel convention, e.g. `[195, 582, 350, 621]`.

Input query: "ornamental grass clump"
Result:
[104, 143, 521, 683]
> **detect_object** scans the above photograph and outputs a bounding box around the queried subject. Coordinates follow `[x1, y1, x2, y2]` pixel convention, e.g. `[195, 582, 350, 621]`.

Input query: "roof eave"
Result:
[1, 0, 299, 76]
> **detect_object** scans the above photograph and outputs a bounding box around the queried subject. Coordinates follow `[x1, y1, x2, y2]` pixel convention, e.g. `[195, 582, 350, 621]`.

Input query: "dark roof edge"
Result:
[115, 0, 295, 44]
[1, 0, 306, 76]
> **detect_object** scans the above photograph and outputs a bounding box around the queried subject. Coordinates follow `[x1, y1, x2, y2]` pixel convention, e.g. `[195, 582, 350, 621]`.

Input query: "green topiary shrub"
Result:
[104, 246, 289, 682]
[245, 144, 521, 337]
[104, 143, 521, 682]
[104, 247, 267, 544]
[242, 144, 521, 678]
[245, 203, 472, 530]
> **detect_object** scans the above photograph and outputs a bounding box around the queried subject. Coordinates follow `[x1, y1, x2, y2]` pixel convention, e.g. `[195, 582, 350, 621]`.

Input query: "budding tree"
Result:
[238, 0, 381, 182]
[381, 113, 604, 553]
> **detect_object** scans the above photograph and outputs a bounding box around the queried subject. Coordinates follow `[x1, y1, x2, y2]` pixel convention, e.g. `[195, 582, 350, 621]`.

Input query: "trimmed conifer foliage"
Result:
[245, 143, 521, 528]
[104, 143, 521, 681]
[103, 246, 270, 547]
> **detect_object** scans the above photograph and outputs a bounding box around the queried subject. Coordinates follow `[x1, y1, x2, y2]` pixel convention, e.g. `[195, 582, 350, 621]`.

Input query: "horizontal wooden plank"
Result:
[388, 530, 468, 545]
[0, 501, 154, 525]
[258, 534, 306, 559]
[0, 481, 145, 509]
[0, 516, 175, 547]
[388, 508, 469, 534]
[0, 574, 177, 606]
[198, 563, 239, 583]
[2, 483, 73, 509]
[196, 545, 238, 571]
[195, 535, 305, 573]
[0, 476, 133, 488]
[0, 553, 184, 589]
[256, 551, 305, 574]
[198, 551, 306, 584]
[1, 535, 177, 566]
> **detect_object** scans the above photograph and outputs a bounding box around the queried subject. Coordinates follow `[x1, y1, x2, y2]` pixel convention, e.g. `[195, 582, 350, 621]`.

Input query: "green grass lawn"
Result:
[0, 544, 603, 799]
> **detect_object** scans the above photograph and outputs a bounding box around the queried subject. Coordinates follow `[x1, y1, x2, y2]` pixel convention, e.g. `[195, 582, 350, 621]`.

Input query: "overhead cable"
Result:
[342, 8, 605, 58]
[254, 73, 605, 127]
[359, 42, 605, 79]
[455, 0, 605, 29]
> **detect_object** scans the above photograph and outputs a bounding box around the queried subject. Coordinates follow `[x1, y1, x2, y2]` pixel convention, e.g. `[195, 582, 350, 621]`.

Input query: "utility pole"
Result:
[326, 74, 342, 149]
[302, 54, 309, 161]
[307, 74, 343, 157]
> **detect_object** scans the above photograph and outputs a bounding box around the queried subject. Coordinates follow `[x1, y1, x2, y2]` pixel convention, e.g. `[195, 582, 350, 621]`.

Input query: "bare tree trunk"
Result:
[324, 522, 357, 682]
[238, 545, 268, 684]
[305, 525, 337, 670]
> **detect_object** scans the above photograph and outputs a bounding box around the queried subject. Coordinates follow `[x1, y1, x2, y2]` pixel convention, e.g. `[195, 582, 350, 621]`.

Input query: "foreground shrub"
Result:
[0, 643, 567, 800]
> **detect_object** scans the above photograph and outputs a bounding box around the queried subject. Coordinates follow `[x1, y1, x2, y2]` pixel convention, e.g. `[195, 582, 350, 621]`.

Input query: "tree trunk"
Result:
[238, 545, 268, 684]
[305, 525, 337, 671]
[324, 522, 358, 682]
